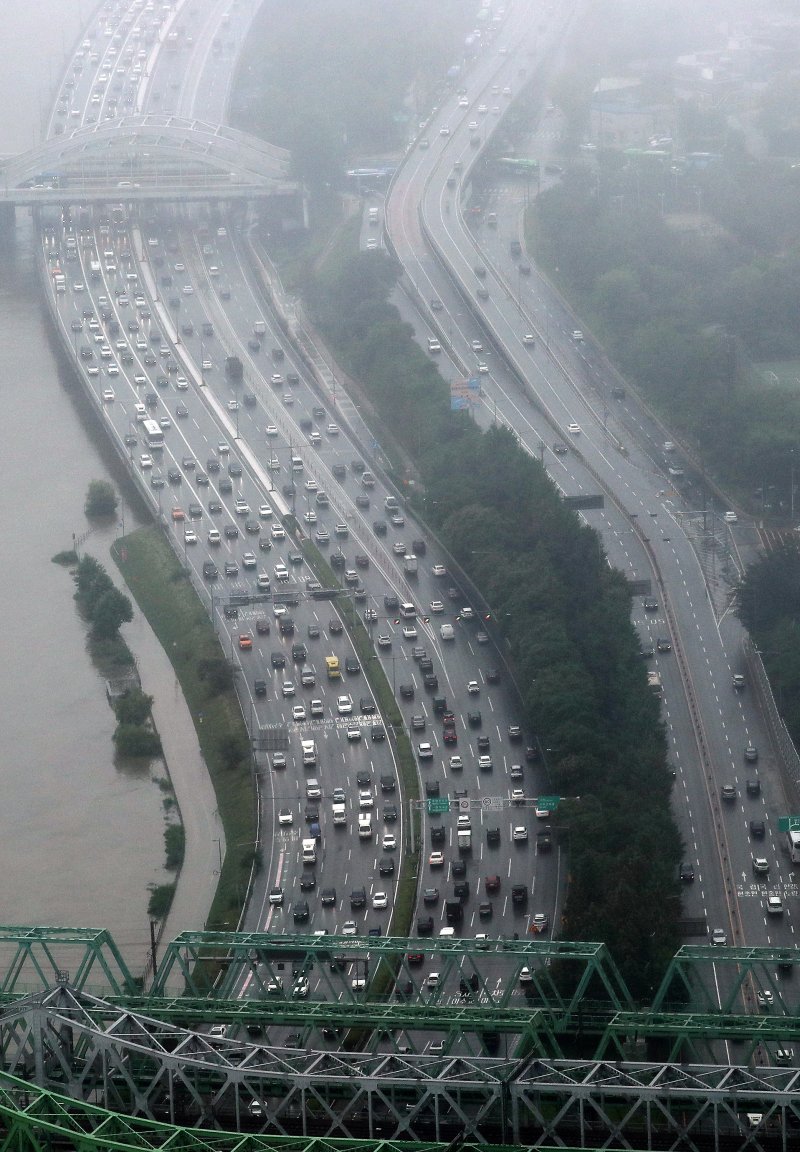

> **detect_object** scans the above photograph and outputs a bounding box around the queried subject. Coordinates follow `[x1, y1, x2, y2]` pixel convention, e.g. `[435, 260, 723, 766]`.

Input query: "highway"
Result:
[36, 0, 559, 1038]
[382, 0, 799, 1007]
[38, 0, 800, 1063]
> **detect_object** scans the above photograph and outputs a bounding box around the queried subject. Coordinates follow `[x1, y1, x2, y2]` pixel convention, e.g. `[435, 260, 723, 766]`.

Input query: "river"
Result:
[0, 2, 216, 972]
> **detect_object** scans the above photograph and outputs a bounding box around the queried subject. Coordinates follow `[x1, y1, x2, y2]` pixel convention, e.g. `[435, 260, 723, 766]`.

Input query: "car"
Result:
[242, 551, 257, 569]
[372, 891, 388, 909]
[478, 755, 493, 772]
[417, 915, 434, 936]
[382, 833, 397, 850]
[418, 742, 433, 760]
[269, 887, 284, 905]
[523, 332, 536, 345]
[468, 711, 482, 728]
[511, 788, 526, 805]
[744, 744, 759, 762]
[291, 704, 307, 722]
[721, 784, 736, 802]
[510, 763, 524, 780]
[746, 779, 761, 797]
[337, 694, 353, 715]
[572, 330, 584, 342]
[512, 825, 528, 842]
[724, 511, 738, 524]
[732, 673, 746, 690]
[757, 990, 774, 1009]
[644, 598, 659, 612]
[767, 894, 784, 914]
[753, 857, 770, 875]
[238, 633, 253, 650]
[402, 624, 418, 640]
[341, 921, 357, 936]
[271, 752, 286, 769]
[383, 803, 398, 822]
[750, 819, 766, 839]
[680, 861, 695, 883]
[347, 726, 362, 742]
[656, 638, 672, 653]
[281, 681, 296, 697]
[429, 851, 444, 867]
[358, 789, 373, 810]
[567, 423, 581, 435]
[278, 808, 293, 826]
[531, 913, 549, 934]
[478, 902, 493, 919]
[292, 901, 309, 923]
[711, 928, 727, 946]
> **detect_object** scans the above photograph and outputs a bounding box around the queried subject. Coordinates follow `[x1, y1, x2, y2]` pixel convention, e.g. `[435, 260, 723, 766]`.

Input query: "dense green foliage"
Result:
[737, 541, 800, 742]
[308, 245, 681, 995]
[73, 555, 134, 640]
[84, 479, 118, 518]
[113, 688, 154, 727]
[232, 0, 475, 189]
[113, 723, 162, 758]
[531, 161, 800, 499]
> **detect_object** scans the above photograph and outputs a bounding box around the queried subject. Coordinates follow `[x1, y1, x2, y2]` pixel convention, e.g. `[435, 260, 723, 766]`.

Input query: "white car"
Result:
[341, 921, 357, 936]
[571, 330, 584, 342]
[429, 851, 444, 867]
[292, 704, 306, 722]
[418, 743, 433, 759]
[372, 891, 388, 909]
[377, 634, 392, 648]
[304, 510, 317, 524]
[523, 333, 535, 345]
[511, 788, 526, 805]
[258, 503, 273, 519]
[358, 789, 374, 809]
[449, 755, 463, 770]
[337, 694, 353, 715]
[724, 511, 738, 524]
[278, 808, 293, 826]
[102, 388, 115, 402]
[402, 625, 418, 640]
[305, 478, 318, 491]
[347, 726, 362, 741]
[281, 680, 295, 697]
[140, 453, 153, 469]
[512, 825, 528, 842]
[271, 525, 286, 540]
[430, 600, 444, 613]
[432, 564, 447, 577]
[567, 423, 581, 435]
[266, 425, 279, 437]
[183, 529, 198, 545]
[467, 680, 480, 694]
[382, 833, 397, 850]
[234, 498, 249, 516]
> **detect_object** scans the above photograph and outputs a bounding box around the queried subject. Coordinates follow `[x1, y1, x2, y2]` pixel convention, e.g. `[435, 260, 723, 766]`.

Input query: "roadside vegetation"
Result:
[737, 541, 800, 747]
[306, 240, 681, 996]
[112, 526, 258, 937]
[84, 479, 119, 519]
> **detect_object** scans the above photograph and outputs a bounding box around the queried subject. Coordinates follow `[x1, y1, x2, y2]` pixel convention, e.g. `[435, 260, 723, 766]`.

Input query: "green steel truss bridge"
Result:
[1, 926, 800, 1150]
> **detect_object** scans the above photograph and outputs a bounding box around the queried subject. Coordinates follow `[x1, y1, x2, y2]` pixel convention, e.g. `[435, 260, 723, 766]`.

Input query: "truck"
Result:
[225, 355, 243, 381]
[445, 900, 464, 925]
[301, 739, 317, 767]
[457, 829, 472, 853]
[403, 554, 418, 577]
[301, 838, 317, 864]
[332, 803, 347, 826]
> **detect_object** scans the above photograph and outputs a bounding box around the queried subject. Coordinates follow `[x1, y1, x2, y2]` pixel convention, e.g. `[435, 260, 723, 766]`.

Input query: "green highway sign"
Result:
[536, 795, 561, 813]
[778, 816, 800, 832]
[427, 798, 450, 815]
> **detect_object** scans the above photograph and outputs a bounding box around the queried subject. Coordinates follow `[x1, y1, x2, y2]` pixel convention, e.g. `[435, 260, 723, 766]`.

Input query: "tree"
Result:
[90, 587, 133, 639]
[114, 689, 154, 726]
[84, 480, 118, 518]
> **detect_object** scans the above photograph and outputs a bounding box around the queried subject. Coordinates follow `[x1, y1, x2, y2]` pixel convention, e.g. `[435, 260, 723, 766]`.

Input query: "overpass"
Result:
[1, 926, 799, 1149]
[0, 114, 297, 207]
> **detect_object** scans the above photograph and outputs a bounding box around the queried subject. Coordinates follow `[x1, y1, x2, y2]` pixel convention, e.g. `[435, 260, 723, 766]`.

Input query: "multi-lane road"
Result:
[39, 0, 799, 1046]
[40, 0, 563, 1030]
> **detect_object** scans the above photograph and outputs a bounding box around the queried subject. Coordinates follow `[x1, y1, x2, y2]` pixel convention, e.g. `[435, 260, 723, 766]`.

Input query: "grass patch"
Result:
[113, 526, 257, 941]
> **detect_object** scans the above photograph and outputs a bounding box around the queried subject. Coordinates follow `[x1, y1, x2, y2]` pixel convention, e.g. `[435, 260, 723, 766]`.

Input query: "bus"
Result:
[787, 830, 800, 863]
[142, 419, 164, 450]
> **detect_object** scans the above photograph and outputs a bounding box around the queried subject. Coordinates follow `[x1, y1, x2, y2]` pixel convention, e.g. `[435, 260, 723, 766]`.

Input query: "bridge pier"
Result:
[0, 202, 16, 233]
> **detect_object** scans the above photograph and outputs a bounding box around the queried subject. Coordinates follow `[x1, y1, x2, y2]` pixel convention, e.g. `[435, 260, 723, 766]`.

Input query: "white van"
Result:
[440, 623, 455, 640]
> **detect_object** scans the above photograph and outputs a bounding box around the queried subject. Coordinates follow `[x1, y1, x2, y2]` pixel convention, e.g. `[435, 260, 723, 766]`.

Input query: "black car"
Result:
[292, 643, 308, 662]
[468, 711, 482, 727]
[228, 460, 243, 477]
[680, 861, 695, 883]
[371, 724, 386, 742]
[656, 638, 672, 653]
[454, 880, 470, 901]
[431, 826, 446, 845]
[423, 887, 440, 905]
[380, 775, 396, 793]
[360, 697, 376, 714]
[219, 477, 233, 494]
[350, 887, 367, 908]
[356, 494, 370, 508]
[486, 827, 500, 847]
[400, 683, 415, 698]
[750, 819, 765, 838]
[451, 859, 467, 878]
[168, 468, 181, 484]
[511, 884, 527, 905]
[271, 652, 286, 668]
[379, 857, 395, 876]
[477, 735, 491, 751]
[202, 562, 219, 581]
[485, 668, 500, 684]
[345, 656, 361, 674]
[224, 561, 238, 577]
[329, 618, 343, 634]
[300, 872, 316, 890]
[374, 520, 388, 536]
[384, 594, 399, 611]
[224, 524, 239, 539]
[383, 803, 397, 822]
[423, 674, 439, 691]
[417, 916, 434, 936]
[425, 781, 440, 798]
[411, 714, 426, 730]
[293, 900, 310, 922]
[254, 679, 267, 697]
[308, 623, 321, 639]
[321, 887, 337, 906]
[478, 902, 493, 919]
[356, 770, 372, 787]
